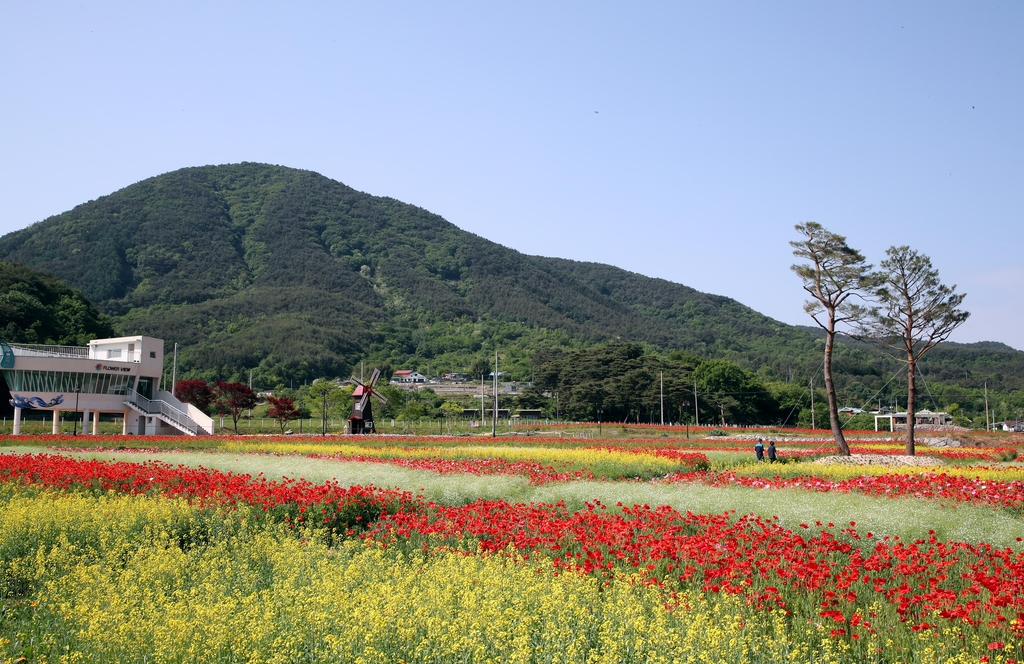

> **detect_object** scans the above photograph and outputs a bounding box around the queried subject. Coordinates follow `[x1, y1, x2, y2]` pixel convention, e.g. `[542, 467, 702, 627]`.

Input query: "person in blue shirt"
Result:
[754, 438, 765, 462]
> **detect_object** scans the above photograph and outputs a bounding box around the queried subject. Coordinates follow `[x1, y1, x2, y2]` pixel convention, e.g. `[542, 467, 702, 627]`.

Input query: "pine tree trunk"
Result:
[906, 357, 917, 456]
[823, 326, 851, 456]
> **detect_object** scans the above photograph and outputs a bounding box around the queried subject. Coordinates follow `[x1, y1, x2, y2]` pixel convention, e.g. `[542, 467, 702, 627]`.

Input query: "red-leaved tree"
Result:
[174, 379, 214, 414]
[266, 395, 301, 433]
[214, 381, 258, 434]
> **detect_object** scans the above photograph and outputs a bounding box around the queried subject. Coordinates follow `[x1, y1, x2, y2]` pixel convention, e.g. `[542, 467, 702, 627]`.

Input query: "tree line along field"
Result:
[2, 430, 1024, 663]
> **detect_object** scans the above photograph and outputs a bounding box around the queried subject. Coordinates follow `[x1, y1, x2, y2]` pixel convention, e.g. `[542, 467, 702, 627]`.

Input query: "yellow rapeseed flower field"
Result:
[3, 488, 1019, 663]
[222, 440, 685, 476]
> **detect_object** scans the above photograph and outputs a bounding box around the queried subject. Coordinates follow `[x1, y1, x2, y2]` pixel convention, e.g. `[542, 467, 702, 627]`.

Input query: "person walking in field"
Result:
[767, 440, 777, 463]
[754, 438, 765, 462]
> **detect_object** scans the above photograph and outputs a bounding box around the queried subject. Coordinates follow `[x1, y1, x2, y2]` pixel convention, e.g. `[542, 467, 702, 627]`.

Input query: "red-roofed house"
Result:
[391, 370, 427, 384]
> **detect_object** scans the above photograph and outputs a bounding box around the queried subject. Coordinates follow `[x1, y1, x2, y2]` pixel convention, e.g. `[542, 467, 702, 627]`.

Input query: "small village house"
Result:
[874, 409, 953, 432]
[391, 370, 427, 384]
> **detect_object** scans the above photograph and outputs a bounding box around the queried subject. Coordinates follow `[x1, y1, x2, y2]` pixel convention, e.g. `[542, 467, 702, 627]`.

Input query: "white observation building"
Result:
[2, 336, 213, 436]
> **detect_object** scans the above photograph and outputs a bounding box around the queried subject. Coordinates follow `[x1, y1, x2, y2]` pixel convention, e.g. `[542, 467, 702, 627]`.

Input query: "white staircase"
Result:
[123, 388, 214, 436]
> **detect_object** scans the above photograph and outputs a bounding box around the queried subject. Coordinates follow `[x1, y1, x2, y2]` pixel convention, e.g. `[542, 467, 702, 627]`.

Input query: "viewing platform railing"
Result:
[8, 343, 90, 359]
[124, 388, 204, 435]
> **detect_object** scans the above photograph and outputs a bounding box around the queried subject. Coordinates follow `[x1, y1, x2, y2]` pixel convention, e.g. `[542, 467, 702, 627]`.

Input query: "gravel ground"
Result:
[815, 454, 946, 467]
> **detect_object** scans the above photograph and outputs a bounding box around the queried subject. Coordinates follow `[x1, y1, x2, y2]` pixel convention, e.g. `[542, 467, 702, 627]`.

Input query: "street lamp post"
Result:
[73, 386, 81, 436]
[321, 390, 329, 436]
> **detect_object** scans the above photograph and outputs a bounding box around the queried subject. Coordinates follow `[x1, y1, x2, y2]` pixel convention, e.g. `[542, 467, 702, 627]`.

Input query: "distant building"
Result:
[391, 370, 427, 384]
[515, 409, 543, 420]
[874, 409, 953, 432]
[995, 420, 1024, 432]
[1, 336, 213, 436]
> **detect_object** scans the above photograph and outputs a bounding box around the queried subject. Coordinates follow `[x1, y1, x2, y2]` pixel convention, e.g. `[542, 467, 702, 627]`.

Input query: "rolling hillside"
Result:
[1, 163, 1020, 402]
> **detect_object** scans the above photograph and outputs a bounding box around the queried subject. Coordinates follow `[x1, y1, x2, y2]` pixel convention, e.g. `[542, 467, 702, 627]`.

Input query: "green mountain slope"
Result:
[0, 261, 114, 346]
[1, 163, 1020, 406]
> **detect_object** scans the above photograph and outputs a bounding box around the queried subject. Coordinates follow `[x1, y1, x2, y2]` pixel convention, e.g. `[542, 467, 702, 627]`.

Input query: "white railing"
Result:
[124, 388, 205, 435]
[10, 344, 90, 359]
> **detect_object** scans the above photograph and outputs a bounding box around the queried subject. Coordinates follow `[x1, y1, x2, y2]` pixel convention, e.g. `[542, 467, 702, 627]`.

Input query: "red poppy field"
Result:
[2, 431, 1024, 662]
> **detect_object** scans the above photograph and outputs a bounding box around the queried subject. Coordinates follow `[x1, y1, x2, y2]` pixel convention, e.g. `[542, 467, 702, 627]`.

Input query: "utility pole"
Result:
[492, 350, 498, 438]
[984, 382, 990, 432]
[321, 389, 329, 436]
[660, 371, 664, 426]
[693, 383, 699, 427]
[480, 373, 485, 425]
[171, 343, 178, 397]
[810, 376, 815, 430]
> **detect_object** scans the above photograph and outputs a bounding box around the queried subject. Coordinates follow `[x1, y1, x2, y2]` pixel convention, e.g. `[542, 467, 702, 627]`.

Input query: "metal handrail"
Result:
[8, 343, 90, 358]
[124, 388, 203, 435]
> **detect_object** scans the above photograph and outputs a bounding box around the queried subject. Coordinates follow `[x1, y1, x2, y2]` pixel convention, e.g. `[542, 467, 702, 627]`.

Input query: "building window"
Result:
[107, 349, 122, 359]
[1, 370, 134, 395]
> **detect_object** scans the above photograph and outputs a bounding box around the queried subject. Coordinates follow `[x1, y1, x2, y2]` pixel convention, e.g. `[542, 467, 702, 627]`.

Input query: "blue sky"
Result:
[3, 2, 1022, 349]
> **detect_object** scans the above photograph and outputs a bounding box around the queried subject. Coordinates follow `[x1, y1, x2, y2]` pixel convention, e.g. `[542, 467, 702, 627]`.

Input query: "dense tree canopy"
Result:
[0, 261, 114, 346]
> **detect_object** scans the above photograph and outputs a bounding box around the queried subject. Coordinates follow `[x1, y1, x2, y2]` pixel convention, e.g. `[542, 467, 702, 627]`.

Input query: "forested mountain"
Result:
[0, 261, 114, 346]
[0, 162, 1020, 417]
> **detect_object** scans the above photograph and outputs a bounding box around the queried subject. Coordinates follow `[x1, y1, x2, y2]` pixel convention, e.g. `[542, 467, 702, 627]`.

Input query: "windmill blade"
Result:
[350, 368, 387, 407]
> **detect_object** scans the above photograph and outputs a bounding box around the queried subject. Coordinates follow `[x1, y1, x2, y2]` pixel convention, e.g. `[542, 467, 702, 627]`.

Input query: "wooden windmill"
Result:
[347, 368, 388, 434]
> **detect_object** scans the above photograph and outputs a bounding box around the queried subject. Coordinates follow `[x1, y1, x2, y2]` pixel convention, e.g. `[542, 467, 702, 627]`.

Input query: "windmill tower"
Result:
[347, 368, 388, 434]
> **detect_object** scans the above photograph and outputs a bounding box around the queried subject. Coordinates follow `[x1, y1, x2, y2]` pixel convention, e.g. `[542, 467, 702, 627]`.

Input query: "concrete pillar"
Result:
[92, 411, 100, 435]
[122, 414, 128, 435]
[52, 409, 60, 434]
[82, 409, 90, 436]
[12, 407, 21, 435]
